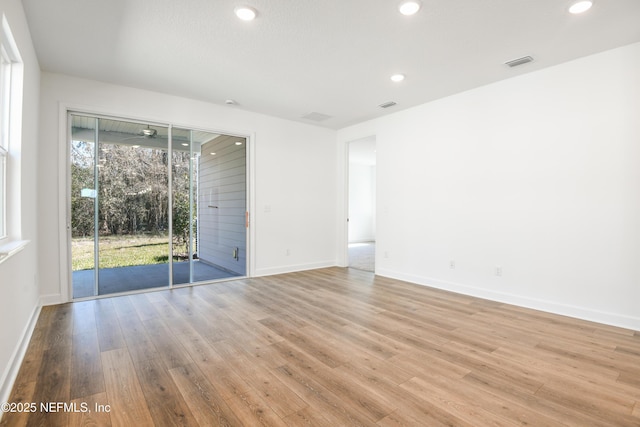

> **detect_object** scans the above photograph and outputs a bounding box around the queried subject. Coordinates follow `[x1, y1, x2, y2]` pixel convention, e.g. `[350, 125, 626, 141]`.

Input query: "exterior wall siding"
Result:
[198, 135, 246, 275]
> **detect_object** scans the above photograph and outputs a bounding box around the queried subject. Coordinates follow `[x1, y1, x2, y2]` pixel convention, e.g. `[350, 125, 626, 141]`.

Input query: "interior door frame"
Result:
[339, 134, 377, 270]
[58, 104, 255, 303]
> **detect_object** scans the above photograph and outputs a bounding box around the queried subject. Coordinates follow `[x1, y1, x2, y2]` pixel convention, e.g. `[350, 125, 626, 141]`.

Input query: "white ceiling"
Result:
[23, 0, 640, 129]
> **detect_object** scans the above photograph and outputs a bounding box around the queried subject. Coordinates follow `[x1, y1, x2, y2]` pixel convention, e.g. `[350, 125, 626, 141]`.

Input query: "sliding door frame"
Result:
[59, 105, 255, 303]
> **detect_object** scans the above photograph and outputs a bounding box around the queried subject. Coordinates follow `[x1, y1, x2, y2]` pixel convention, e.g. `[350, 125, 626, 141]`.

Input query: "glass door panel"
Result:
[171, 130, 247, 285]
[97, 118, 170, 295]
[171, 127, 194, 285]
[70, 115, 97, 298]
[197, 133, 247, 279]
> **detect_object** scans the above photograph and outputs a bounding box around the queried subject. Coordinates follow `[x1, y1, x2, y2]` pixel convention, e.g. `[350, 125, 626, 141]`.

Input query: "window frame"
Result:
[0, 43, 12, 240]
[0, 14, 25, 261]
[0, 145, 6, 240]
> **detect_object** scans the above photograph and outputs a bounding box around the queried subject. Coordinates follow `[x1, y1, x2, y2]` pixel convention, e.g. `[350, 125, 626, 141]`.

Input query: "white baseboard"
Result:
[255, 260, 336, 277]
[0, 302, 41, 417]
[376, 268, 640, 332]
[39, 294, 64, 306]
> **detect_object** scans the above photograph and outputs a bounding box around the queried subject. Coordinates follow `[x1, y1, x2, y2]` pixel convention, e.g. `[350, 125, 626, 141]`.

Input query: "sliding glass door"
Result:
[70, 114, 247, 299]
[171, 128, 248, 285]
[70, 117, 97, 297]
[171, 127, 194, 285]
[97, 118, 170, 295]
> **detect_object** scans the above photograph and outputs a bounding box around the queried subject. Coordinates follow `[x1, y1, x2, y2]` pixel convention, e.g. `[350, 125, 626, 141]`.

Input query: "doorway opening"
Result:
[69, 114, 248, 298]
[347, 137, 376, 272]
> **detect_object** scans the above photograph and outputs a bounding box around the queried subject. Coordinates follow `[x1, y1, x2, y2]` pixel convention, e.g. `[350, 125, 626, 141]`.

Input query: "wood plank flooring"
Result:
[2, 267, 640, 426]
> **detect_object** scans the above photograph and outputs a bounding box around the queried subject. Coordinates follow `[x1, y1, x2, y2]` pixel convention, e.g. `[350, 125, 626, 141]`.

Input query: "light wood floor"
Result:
[2, 267, 640, 426]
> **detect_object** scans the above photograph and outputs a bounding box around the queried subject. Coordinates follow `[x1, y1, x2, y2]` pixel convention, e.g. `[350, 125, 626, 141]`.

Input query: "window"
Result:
[0, 15, 21, 242]
[0, 44, 11, 239]
[0, 15, 23, 263]
[0, 145, 5, 239]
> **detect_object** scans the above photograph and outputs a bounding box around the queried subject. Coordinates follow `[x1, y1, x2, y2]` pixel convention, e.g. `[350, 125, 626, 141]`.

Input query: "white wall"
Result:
[38, 72, 338, 302]
[338, 42, 640, 330]
[0, 0, 41, 408]
[348, 163, 376, 242]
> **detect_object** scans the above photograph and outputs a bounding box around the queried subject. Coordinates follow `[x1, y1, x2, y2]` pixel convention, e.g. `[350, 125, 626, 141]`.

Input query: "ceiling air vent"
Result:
[379, 101, 397, 109]
[302, 112, 332, 122]
[505, 56, 534, 68]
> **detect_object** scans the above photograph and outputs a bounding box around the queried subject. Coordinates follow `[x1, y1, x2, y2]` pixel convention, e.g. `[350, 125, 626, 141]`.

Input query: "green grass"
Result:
[72, 234, 170, 271]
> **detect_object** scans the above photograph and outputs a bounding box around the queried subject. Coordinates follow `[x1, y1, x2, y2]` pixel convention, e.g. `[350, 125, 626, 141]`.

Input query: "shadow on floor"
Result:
[73, 260, 240, 298]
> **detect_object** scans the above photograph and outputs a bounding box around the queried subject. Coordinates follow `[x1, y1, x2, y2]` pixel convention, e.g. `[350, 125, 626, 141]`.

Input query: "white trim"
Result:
[339, 134, 378, 269]
[0, 140, 6, 240]
[0, 238, 27, 265]
[167, 125, 174, 285]
[0, 15, 23, 244]
[58, 104, 70, 302]
[0, 15, 22, 64]
[0, 302, 40, 416]
[247, 132, 256, 278]
[376, 268, 640, 332]
[338, 138, 349, 267]
[39, 294, 64, 306]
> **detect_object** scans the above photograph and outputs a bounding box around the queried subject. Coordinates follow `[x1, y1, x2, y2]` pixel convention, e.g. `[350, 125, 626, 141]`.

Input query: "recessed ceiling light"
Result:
[235, 6, 257, 21]
[398, 0, 422, 16]
[210, 152, 216, 155]
[131, 145, 140, 148]
[181, 143, 189, 146]
[390, 73, 406, 82]
[235, 142, 243, 146]
[569, 0, 593, 14]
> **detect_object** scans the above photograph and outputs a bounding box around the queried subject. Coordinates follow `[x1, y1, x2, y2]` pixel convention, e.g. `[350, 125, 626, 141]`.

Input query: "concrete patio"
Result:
[72, 260, 241, 298]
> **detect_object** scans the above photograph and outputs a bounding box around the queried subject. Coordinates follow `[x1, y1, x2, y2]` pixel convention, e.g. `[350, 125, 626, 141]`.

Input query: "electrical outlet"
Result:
[449, 260, 455, 269]
[286, 248, 290, 256]
[384, 251, 389, 259]
[495, 266, 502, 277]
